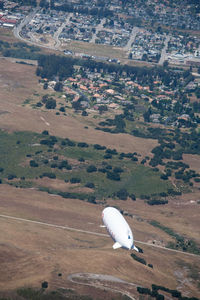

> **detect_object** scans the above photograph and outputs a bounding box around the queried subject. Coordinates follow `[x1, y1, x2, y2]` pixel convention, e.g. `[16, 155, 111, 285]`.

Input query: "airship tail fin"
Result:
[113, 242, 122, 249]
[133, 245, 139, 252]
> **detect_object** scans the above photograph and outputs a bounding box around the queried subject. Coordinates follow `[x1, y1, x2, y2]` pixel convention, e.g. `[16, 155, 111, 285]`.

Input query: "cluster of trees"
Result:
[40, 94, 57, 109]
[147, 199, 168, 205]
[145, 130, 200, 185]
[36, 54, 182, 88]
[37, 55, 74, 80]
[49, 0, 114, 18]
[137, 284, 198, 300]
[131, 253, 147, 266]
[175, 168, 199, 183]
[111, 189, 136, 201]
[40, 172, 56, 179]
[2, 41, 40, 60]
[175, 129, 200, 155]
[98, 103, 135, 133]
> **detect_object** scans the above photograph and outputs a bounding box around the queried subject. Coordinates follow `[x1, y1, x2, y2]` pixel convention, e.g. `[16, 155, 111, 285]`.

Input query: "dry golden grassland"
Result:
[0, 184, 199, 299]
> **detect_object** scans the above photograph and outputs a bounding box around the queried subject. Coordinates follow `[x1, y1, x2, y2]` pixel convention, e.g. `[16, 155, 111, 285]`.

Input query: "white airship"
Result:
[102, 207, 139, 251]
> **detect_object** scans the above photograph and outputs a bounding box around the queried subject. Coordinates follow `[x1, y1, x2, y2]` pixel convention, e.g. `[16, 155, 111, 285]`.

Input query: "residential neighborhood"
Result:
[1, 0, 200, 65]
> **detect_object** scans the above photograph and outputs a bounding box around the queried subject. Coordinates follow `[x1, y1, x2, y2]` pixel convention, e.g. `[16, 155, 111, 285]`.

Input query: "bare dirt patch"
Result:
[183, 153, 200, 173]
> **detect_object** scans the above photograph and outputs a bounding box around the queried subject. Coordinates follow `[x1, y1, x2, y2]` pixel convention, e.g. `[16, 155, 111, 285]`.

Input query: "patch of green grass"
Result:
[0, 130, 173, 201]
[59, 146, 104, 161]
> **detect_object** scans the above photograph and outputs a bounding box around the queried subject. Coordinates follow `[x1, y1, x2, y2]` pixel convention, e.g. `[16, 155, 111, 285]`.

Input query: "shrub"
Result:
[30, 160, 38, 167]
[104, 153, 112, 159]
[131, 253, 146, 265]
[51, 163, 57, 168]
[42, 172, 56, 179]
[106, 148, 118, 155]
[160, 174, 168, 180]
[66, 139, 76, 146]
[41, 281, 48, 289]
[194, 178, 200, 182]
[93, 144, 106, 150]
[45, 98, 56, 109]
[137, 287, 151, 295]
[78, 157, 85, 162]
[98, 168, 107, 173]
[152, 167, 159, 172]
[160, 192, 167, 197]
[85, 182, 95, 188]
[132, 156, 138, 162]
[58, 160, 69, 169]
[87, 165, 97, 173]
[77, 142, 88, 148]
[105, 165, 112, 170]
[61, 140, 66, 146]
[147, 199, 168, 205]
[59, 107, 65, 112]
[113, 167, 123, 173]
[82, 110, 88, 116]
[87, 195, 96, 204]
[7, 174, 17, 180]
[116, 189, 129, 200]
[156, 294, 164, 300]
[130, 193, 136, 201]
[36, 101, 43, 107]
[137, 246, 143, 253]
[107, 171, 120, 181]
[0, 167, 4, 172]
[54, 82, 63, 92]
[70, 177, 81, 184]
[170, 290, 181, 298]
[43, 159, 49, 164]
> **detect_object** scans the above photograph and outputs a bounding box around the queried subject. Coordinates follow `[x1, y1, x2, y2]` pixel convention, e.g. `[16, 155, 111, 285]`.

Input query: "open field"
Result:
[0, 184, 199, 299]
[61, 40, 126, 60]
[0, 130, 171, 200]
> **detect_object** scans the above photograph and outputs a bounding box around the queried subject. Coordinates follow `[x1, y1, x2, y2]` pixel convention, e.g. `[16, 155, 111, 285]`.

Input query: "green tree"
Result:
[54, 81, 63, 92]
[45, 99, 56, 109]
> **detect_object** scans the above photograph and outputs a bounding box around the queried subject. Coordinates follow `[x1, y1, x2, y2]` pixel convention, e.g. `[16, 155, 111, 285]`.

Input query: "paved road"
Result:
[0, 214, 199, 258]
[123, 26, 140, 52]
[90, 18, 106, 43]
[158, 34, 170, 65]
[53, 13, 72, 49]
[13, 9, 59, 52]
[13, 8, 38, 43]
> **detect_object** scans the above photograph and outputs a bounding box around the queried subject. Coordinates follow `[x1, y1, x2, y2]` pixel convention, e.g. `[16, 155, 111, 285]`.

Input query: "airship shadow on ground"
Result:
[102, 207, 139, 251]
